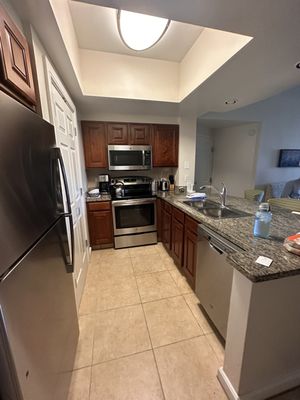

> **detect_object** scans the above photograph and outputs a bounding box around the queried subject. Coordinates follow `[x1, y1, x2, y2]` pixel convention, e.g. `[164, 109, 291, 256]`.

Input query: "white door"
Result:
[194, 133, 214, 189]
[45, 58, 89, 307]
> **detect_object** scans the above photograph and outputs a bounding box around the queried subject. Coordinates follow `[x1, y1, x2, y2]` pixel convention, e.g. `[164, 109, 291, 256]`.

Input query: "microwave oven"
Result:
[108, 145, 152, 170]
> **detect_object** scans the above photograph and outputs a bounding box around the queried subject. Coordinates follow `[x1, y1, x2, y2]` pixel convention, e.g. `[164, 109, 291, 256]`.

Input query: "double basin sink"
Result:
[183, 199, 252, 219]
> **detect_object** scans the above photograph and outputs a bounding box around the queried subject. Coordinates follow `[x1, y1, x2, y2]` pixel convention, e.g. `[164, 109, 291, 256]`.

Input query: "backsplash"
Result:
[86, 168, 177, 190]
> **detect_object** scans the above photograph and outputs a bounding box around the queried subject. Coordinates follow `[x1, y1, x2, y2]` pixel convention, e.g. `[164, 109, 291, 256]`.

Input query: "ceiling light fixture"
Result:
[117, 10, 170, 51]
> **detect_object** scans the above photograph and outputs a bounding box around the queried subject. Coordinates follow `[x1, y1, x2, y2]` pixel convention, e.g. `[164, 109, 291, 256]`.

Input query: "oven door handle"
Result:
[112, 198, 156, 207]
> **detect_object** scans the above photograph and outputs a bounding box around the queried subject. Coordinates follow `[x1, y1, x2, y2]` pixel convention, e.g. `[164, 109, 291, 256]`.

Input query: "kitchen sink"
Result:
[183, 199, 252, 219]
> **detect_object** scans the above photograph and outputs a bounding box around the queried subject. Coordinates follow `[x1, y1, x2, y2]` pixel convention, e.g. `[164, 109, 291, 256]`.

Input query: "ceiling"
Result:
[69, 2, 204, 62]
[11, 0, 300, 118]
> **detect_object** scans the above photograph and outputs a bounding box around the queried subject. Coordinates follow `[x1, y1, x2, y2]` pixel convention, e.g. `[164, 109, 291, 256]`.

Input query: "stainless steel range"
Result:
[110, 176, 157, 248]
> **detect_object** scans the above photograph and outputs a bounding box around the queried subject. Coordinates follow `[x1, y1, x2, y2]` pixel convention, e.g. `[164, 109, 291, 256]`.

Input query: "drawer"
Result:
[164, 201, 172, 214]
[87, 201, 111, 211]
[185, 215, 198, 234]
[172, 207, 185, 224]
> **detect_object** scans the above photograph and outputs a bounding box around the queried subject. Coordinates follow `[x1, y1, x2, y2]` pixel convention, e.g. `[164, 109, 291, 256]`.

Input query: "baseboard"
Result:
[218, 367, 300, 400]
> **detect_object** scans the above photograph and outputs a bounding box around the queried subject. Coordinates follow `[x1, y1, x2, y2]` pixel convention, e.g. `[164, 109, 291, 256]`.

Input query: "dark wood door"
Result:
[156, 198, 162, 242]
[88, 210, 113, 247]
[162, 208, 172, 252]
[152, 124, 179, 167]
[0, 4, 36, 105]
[183, 228, 197, 289]
[107, 123, 128, 144]
[129, 124, 150, 145]
[82, 121, 107, 168]
[172, 217, 184, 267]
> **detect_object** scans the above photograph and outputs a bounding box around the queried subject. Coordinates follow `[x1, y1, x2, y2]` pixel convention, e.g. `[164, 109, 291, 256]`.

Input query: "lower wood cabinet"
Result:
[161, 207, 172, 252]
[87, 201, 113, 248]
[156, 198, 162, 241]
[160, 199, 198, 289]
[183, 217, 198, 289]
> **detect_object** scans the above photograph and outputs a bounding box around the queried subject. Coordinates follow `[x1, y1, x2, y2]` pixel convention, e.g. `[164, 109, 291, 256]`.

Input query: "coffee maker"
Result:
[98, 174, 110, 194]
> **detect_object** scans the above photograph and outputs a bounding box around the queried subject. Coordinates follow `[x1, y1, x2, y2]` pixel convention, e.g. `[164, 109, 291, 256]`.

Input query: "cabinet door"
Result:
[88, 210, 113, 247]
[107, 123, 128, 144]
[82, 121, 107, 168]
[172, 217, 184, 267]
[162, 208, 172, 251]
[156, 198, 162, 241]
[152, 124, 179, 167]
[0, 5, 36, 105]
[183, 228, 197, 289]
[129, 124, 150, 145]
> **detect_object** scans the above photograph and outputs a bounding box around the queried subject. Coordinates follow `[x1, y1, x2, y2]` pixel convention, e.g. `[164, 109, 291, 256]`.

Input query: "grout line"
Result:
[182, 293, 207, 335]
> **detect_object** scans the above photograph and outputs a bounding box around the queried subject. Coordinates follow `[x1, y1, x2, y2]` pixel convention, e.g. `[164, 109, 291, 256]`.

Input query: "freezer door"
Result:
[0, 218, 79, 400]
[0, 91, 58, 276]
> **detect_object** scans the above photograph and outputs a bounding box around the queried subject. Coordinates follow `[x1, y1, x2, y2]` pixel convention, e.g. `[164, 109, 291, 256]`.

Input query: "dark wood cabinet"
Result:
[161, 207, 172, 252]
[0, 4, 36, 106]
[183, 216, 198, 289]
[129, 124, 150, 145]
[156, 198, 162, 241]
[107, 123, 128, 144]
[87, 202, 113, 248]
[152, 124, 179, 167]
[82, 121, 107, 168]
[171, 217, 184, 267]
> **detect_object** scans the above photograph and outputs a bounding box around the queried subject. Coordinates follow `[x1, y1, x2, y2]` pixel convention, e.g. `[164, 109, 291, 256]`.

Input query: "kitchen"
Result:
[0, 0, 300, 400]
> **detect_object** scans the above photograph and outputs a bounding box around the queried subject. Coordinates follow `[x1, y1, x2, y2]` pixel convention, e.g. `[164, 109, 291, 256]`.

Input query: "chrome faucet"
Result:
[199, 183, 227, 208]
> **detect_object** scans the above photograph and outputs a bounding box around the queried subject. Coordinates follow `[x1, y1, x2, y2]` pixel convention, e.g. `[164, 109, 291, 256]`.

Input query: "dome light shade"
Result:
[117, 10, 170, 51]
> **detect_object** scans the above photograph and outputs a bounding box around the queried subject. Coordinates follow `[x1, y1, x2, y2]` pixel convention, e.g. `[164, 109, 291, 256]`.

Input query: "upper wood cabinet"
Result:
[0, 5, 36, 105]
[130, 124, 151, 145]
[81, 120, 179, 169]
[152, 124, 179, 167]
[82, 121, 108, 168]
[107, 123, 128, 144]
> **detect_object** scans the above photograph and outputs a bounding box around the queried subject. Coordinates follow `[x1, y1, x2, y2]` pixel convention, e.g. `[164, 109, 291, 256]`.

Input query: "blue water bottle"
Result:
[253, 203, 272, 238]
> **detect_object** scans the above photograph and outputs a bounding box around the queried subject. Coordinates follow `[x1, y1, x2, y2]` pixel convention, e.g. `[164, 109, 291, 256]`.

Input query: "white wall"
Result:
[176, 116, 197, 186]
[79, 49, 179, 102]
[202, 86, 300, 186]
[194, 122, 213, 188]
[211, 123, 259, 197]
[179, 28, 252, 101]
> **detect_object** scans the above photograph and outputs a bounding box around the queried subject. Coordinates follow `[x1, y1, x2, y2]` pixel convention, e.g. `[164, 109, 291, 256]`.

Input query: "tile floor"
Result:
[68, 243, 300, 400]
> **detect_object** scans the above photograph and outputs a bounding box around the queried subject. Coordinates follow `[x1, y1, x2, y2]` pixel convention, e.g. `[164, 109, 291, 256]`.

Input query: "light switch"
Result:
[184, 160, 190, 169]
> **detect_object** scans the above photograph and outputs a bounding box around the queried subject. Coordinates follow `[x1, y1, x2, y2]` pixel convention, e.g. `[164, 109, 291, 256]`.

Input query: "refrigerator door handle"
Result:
[65, 214, 74, 273]
[54, 147, 72, 215]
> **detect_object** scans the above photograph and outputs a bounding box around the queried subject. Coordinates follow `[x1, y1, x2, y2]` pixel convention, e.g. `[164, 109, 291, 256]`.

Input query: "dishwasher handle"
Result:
[209, 242, 224, 255]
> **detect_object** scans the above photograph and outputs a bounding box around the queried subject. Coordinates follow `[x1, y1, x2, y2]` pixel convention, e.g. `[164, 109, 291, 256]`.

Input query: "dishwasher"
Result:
[195, 224, 244, 339]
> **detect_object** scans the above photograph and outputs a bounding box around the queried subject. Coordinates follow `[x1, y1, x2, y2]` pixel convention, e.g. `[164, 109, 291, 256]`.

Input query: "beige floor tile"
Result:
[206, 332, 225, 366]
[79, 287, 97, 316]
[97, 258, 134, 283]
[73, 315, 94, 369]
[169, 269, 193, 294]
[144, 296, 203, 347]
[183, 293, 214, 334]
[136, 271, 180, 303]
[163, 257, 179, 271]
[155, 336, 227, 400]
[90, 351, 164, 400]
[67, 367, 91, 400]
[131, 254, 168, 275]
[129, 244, 160, 257]
[269, 387, 300, 399]
[96, 276, 141, 312]
[93, 304, 151, 364]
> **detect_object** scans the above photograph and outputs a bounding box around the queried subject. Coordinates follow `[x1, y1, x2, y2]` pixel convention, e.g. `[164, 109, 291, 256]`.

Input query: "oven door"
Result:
[112, 198, 156, 235]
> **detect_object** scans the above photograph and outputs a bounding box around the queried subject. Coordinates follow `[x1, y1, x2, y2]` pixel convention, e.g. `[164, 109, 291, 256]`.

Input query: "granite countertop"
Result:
[86, 194, 111, 202]
[157, 191, 300, 283]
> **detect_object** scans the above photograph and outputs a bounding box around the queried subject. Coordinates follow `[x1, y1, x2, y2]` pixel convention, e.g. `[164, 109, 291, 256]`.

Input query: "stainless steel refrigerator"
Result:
[0, 91, 79, 399]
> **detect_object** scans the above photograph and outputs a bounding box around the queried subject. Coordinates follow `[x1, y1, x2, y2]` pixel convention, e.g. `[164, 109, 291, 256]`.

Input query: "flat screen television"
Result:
[278, 149, 300, 167]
